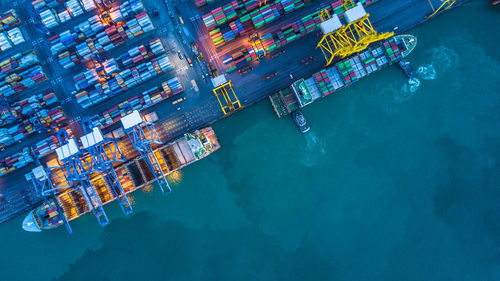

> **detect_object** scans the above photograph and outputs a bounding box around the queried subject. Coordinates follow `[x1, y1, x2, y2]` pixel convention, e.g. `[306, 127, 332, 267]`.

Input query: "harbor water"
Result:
[1, 2, 499, 280]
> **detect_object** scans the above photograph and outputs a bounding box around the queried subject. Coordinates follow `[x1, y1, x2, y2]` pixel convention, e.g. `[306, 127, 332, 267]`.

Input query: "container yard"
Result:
[0, 0, 470, 231]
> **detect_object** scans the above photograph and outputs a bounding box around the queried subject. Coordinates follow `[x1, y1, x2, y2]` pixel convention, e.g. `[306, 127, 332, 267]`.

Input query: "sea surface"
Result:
[1, 2, 499, 281]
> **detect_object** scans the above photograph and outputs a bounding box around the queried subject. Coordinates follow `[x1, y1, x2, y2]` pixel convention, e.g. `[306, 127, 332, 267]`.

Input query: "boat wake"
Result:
[401, 63, 436, 94]
[301, 131, 326, 167]
[417, 64, 437, 80]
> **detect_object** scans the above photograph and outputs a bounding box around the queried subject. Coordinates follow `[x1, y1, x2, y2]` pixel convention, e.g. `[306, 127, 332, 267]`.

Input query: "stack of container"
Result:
[116, 37, 165, 67]
[81, 0, 97, 11]
[383, 37, 403, 62]
[7, 28, 25, 46]
[33, 134, 60, 157]
[0, 89, 59, 126]
[0, 130, 70, 176]
[312, 67, 344, 96]
[73, 58, 119, 90]
[65, 0, 84, 18]
[0, 50, 39, 79]
[32, 0, 100, 28]
[0, 105, 65, 149]
[0, 9, 20, 32]
[202, 14, 216, 30]
[94, 78, 183, 127]
[209, 28, 224, 48]
[225, 3, 347, 69]
[74, 53, 173, 108]
[330, 0, 346, 18]
[358, 0, 379, 7]
[0, 148, 33, 176]
[336, 58, 357, 85]
[51, 8, 154, 68]
[0, 65, 47, 97]
[109, 0, 146, 22]
[250, 4, 279, 29]
[0, 32, 12, 51]
[39, 9, 59, 28]
[229, 19, 244, 35]
[244, 0, 259, 12]
[195, 0, 207, 9]
[0, 28, 25, 52]
[348, 56, 367, 79]
[261, 33, 277, 52]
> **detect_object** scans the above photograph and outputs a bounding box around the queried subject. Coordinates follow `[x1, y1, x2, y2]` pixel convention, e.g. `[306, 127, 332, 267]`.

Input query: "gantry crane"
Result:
[90, 54, 114, 80]
[342, 0, 355, 10]
[54, 129, 109, 226]
[426, 0, 456, 18]
[79, 119, 132, 215]
[211, 75, 241, 115]
[250, 32, 266, 60]
[120, 106, 171, 194]
[95, 0, 117, 26]
[317, 2, 393, 66]
[29, 149, 73, 234]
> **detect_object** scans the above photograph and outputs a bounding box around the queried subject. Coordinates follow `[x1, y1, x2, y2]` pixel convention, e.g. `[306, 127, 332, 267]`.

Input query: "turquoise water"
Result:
[1, 3, 499, 281]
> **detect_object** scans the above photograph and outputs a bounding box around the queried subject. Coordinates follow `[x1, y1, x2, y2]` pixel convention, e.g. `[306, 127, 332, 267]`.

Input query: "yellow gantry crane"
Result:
[426, 0, 456, 19]
[211, 75, 241, 115]
[342, 0, 355, 10]
[317, 2, 393, 66]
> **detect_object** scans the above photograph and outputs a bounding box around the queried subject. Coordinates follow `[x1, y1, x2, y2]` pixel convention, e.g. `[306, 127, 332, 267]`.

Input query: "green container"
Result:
[226, 66, 237, 73]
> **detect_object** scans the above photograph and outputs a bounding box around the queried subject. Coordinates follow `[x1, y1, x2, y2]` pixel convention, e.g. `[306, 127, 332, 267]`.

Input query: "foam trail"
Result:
[417, 64, 437, 80]
[301, 131, 326, 167]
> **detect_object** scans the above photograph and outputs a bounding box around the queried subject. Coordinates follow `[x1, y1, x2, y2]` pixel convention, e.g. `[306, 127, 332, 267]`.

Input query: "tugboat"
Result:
[292, 110, 310, 133]
[397, 59, 417, 79]
[22, 200, 63, 232]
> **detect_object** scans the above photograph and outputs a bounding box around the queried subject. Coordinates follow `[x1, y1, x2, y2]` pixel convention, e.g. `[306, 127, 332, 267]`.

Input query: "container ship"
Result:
[22, 127, 220, 232]
[269, 34, 417, 117]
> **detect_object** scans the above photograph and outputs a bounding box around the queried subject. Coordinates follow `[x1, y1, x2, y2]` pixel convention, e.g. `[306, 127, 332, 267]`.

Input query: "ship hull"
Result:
[22, 211, 41, 232]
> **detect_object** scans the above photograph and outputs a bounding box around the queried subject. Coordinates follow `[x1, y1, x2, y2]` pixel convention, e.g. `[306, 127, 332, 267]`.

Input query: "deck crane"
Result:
[29, 148, 73, 234]
[317, 2, 393, 66]
[120, 105, 171, 194]
[54, 129, 110, 226]
[79, 119, 132, 215]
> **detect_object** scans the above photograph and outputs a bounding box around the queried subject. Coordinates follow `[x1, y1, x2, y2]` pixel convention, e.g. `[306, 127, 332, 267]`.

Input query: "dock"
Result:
[0, 0, 469, 225]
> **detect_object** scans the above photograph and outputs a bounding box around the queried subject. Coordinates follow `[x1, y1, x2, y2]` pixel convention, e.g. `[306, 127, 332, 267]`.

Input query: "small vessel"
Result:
[22, 200, 63, 232]
[397, 59, 417, 79]
[292, 110, 310, 133]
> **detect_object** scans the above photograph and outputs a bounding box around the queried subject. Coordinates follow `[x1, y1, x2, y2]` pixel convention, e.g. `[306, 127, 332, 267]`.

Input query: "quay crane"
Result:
[426, 0, 456, 19]
[53, 129, 110, 226]
[120, 105, 171, 194]
[317, 1, 393, 66]
[79, 119, 132, 215]
[29, 147, 73, 234]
